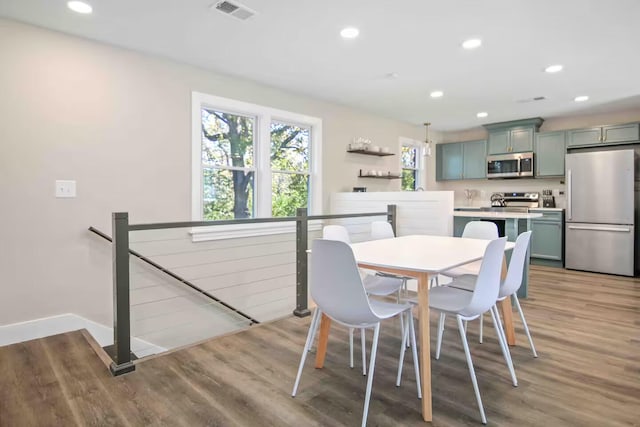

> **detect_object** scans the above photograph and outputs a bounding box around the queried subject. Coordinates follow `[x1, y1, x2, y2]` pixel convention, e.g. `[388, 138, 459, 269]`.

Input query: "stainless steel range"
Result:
[490, 192, 540, 209]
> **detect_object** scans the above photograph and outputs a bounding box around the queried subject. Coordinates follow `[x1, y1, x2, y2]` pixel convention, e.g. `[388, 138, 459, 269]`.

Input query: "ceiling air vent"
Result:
[516, 96, 547, 103]
[212, 1, 256, 20]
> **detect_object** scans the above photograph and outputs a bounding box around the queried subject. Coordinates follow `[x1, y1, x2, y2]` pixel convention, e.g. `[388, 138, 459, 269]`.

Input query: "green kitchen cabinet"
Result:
[485, 118, 543, 154]
[487, 130, 510, 155]
[535, 131, 566, 177]
[462, 140, 487, 179]
[436, 140, 486, 181]
[529, 210, 564, 268]
[437, 142, 463, 180]
[567, 123, 639, 147]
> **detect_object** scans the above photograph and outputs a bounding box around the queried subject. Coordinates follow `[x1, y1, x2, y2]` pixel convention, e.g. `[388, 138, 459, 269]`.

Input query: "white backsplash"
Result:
[434, 177, 566, 209]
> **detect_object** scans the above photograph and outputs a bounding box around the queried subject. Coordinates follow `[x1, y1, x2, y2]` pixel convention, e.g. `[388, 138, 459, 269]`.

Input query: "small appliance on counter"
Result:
[542, 189, 555, 208]
[490, 192, 506, 207]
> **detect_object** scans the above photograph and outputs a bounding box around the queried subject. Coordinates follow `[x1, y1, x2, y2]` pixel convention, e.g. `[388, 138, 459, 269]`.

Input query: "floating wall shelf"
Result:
[358, 173, 401, 180]
[347, 149, 395, 157]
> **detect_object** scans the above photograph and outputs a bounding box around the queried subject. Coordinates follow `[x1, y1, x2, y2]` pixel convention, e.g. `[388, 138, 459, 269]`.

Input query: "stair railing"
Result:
[92, 205, 396, 376]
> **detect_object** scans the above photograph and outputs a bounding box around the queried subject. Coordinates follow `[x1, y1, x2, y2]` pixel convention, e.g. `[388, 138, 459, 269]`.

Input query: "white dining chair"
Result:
[322, 224, 405, 373]
[401, 237, 515, 424]
[437, 221, 499, 341]
[448, 231, 538, 358]
[370, 221, 413, 292]
[292, 239, 421, 427]
[442, 221, 499, 279]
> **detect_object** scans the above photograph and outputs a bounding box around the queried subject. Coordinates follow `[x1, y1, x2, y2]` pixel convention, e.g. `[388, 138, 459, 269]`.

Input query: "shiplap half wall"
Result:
[329, 191, 454, 240]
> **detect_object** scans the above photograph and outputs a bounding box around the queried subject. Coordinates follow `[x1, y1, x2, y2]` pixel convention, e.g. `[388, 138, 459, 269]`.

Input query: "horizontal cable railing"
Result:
[90, 205, 396, 376]
[89, 226, 259, 325]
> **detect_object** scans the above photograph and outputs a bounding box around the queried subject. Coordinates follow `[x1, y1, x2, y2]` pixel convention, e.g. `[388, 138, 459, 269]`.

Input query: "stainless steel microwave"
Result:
[487, 152, 534, 179]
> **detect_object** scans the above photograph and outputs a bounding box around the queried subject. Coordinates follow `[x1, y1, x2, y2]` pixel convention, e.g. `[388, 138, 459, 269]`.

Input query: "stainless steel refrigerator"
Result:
[565, 149, 637, 276]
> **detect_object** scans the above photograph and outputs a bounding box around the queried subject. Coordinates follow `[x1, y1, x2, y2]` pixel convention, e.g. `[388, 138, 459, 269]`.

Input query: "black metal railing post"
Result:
[293, 207, 310, 317]
[387, 204, 397, 235]
[109, 212, 135, 376]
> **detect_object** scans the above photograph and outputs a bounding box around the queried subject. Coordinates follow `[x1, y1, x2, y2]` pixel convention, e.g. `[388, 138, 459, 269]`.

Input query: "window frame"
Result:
[399, 137, 425, 191]
[191, 92, 323, 240]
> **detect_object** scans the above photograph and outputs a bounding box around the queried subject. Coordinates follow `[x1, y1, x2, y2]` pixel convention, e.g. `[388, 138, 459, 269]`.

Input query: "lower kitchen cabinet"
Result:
[529, 210, 564, 267]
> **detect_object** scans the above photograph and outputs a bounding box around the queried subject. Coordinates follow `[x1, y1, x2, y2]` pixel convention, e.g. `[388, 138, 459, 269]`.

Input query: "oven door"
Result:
[487, 155, 520, 178]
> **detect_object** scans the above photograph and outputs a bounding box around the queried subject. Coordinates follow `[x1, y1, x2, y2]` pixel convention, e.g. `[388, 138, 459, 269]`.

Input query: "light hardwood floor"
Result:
[1, 266, 639, 426]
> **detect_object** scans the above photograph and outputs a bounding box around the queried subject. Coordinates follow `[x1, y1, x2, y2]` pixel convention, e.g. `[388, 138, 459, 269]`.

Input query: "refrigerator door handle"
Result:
[567, 169, 572, 220]
[568, 225, 632, 233]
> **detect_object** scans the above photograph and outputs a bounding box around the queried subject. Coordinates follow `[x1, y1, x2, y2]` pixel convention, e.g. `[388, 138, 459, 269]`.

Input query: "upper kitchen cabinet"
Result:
[462, 139, 487, 179]
[436, 140, 486, 181]
[484, 118, 544, 155]
[567, 123, 639, 147]
[535, 131, 566, 177]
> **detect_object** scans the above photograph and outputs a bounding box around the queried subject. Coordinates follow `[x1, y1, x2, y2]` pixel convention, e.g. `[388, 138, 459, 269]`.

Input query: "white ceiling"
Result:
[2, 0, 640, 131]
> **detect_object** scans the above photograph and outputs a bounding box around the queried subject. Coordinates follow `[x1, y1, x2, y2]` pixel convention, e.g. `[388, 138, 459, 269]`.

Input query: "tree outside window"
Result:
[271, 122, 310, 217]
[201, 109, 255, 219]
[195, 93, 321, 222]
[401, 145, 419, 190]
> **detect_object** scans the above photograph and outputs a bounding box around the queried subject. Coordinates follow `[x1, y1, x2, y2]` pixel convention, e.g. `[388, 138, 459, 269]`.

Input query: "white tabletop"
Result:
[351, 235, 515, 274]
[454, 211, 543, 219]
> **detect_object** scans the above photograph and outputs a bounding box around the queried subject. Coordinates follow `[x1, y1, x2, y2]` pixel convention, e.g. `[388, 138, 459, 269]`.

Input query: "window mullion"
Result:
[256, 114, 272, 217]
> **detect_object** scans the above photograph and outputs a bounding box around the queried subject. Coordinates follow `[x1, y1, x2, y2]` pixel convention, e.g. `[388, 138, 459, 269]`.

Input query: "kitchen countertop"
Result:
[454, 211, 543, 219]
[454, 206, 564, 212]
[528, 207, 564, 212]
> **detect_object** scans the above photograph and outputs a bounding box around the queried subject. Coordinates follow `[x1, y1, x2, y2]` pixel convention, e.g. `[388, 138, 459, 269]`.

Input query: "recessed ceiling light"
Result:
[67, 1, 93, 14]
[477, 112, 488, 118]
[544, 64, 563, 73]
[430, 91, 444, 98]
[462, 39, 482, 50]
[385, 72, 399, 79]
[340, 27, 359, 39]
[574, 95, 589, 102]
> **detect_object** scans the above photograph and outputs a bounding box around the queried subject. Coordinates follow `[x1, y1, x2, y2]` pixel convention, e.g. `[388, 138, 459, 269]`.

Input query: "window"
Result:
[192, 92, 322, 226]
[400, 137, 424, 190]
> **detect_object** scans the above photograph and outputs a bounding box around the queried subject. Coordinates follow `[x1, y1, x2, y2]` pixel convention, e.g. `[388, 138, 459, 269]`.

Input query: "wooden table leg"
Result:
[500, 256, 516, 346]
[500, 298, 516, 346]
[417, 272, 433, 422]
[314, 314, 331, 369]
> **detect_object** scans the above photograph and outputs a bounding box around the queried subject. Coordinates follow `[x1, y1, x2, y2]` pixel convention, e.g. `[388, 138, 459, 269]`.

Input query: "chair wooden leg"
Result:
[292, 308, 322, 396]
[513, 295, 538, 357]
[361, 324, 380, 427]
[456, 315, 487, 425]
[490, 306, 518, 387]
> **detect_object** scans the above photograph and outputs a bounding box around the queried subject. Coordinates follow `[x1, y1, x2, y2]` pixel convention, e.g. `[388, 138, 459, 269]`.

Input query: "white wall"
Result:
[0, 18, 423, 327]
[429, 109, 640, 205]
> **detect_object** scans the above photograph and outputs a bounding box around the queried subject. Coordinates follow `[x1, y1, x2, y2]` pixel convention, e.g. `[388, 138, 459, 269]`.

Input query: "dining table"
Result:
[312, 234, 517, 423]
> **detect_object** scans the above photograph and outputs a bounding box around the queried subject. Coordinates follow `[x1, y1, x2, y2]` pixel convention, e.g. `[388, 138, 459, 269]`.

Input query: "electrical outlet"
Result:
[55, 180, 76, 198]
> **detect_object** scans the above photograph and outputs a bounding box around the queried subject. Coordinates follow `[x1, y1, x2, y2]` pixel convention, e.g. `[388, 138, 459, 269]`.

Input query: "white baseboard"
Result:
[0, 313, 166, 358]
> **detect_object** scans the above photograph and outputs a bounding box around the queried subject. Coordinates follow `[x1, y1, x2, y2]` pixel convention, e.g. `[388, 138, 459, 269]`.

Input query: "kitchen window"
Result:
[192, 92, 322, 239]
[400, 137, 424, 190]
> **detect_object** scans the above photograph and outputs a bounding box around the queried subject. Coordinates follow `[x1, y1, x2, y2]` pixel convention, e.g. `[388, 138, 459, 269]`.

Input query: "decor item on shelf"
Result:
[358, 169, 401, 179]
[423, 123, 433, 157]
[464, 189, 476, 206]
[353, 187, 367, 192]
[381, 147, 391, 153]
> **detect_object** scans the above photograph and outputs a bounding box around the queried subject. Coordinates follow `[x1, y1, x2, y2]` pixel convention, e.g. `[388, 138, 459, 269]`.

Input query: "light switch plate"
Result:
[55, 180, 76, 198]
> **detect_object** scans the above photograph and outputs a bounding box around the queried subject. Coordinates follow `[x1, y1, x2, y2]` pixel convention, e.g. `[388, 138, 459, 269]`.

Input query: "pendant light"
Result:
[423, 122, 433, 157]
